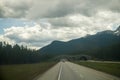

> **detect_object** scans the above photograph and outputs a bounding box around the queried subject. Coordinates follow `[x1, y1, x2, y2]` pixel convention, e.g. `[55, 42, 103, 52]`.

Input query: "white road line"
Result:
[58, 63, 63, 80]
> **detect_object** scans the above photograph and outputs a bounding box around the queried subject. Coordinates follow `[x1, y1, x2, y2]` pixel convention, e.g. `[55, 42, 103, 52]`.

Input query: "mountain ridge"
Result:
[39, 26, 120, 60]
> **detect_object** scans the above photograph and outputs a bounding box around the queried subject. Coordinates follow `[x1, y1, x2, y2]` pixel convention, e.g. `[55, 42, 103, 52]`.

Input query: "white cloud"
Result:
[0, 35, 15, 44]
[49, 10, 120, 31]
[1, 24, 69, 49]
[0, 0, 120, 49]
[0, 23, 94, 49]
[0, 9, 120, 49]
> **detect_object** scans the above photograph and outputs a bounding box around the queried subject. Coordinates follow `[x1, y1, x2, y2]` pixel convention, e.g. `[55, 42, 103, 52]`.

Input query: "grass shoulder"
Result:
[0, 62, 57, 80]
[74, 61, 120, 77]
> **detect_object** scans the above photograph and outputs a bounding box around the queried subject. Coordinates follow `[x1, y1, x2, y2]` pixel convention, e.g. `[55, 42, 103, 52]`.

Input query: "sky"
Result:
[0, 0, 120, 49]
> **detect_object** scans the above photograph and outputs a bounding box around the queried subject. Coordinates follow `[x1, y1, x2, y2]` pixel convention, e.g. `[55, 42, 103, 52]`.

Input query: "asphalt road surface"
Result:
[35, 61, 120, 80]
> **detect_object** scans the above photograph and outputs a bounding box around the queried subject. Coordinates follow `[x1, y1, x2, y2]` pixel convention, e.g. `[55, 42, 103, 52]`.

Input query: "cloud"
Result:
[0, 23, 95, 49]
[0, 0, 120, 19]
[1, 24, 67, 49]
[0, 0, 32, 18]
[48, 10, 120, 30]
[0, 35, 15, 44]
[0, 9, 120, 49]
[26, 0, 120, 19]
[1, 14, 119, 49]
[0, 0, 120, 49]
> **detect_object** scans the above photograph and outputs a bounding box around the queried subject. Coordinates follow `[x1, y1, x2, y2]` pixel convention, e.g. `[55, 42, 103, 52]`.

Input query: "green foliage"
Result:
[0, 42, 42, 64]
[71, 42, 120, 61]
[75, 61, 120, 77]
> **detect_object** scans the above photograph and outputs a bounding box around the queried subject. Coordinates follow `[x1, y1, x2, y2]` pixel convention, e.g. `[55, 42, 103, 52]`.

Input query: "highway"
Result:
[35, 61, 120, 80]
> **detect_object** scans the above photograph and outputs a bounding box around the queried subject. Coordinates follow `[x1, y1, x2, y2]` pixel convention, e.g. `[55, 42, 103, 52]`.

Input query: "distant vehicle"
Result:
[60, 59, 66, 62]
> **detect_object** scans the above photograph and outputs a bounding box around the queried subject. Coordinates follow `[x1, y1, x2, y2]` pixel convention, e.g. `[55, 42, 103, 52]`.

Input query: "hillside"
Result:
[39, 26, 120, 61]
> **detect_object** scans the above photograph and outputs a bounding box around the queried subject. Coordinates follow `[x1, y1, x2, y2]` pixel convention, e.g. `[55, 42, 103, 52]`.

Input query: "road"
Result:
[34, 61, 120, 80]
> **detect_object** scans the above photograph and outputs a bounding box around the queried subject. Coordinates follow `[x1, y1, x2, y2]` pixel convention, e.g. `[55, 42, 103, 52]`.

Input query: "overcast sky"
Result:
[0, 0, 120, 49]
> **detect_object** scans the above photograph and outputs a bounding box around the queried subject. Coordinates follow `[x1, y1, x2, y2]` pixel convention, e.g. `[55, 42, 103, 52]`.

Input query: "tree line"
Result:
[1, 41, 119, 65]
[0, 42, 43, 64]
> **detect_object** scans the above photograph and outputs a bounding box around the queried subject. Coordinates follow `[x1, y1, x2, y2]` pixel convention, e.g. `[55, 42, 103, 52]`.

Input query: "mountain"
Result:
[114, 26, 120, 36]
[39, 26, 120, 61]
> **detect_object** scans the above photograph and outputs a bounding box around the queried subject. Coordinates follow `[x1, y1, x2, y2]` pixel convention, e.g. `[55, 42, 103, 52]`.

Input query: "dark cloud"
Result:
[0, 0, 120, 19]
[48, 16, 75, 27]
[0, 0, 31, 18]
[0, 6, 5, 18]
[29, 0, 120, 18]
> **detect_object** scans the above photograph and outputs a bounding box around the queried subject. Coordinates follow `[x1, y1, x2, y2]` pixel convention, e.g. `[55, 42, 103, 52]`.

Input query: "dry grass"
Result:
[0, 62, 57, 80]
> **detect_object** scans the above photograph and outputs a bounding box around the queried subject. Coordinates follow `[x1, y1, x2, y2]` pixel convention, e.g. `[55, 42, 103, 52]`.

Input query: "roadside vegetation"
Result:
[0, 62, 57, 80]
[0, 42, 43, 64]
[75, 61, 120, 77]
